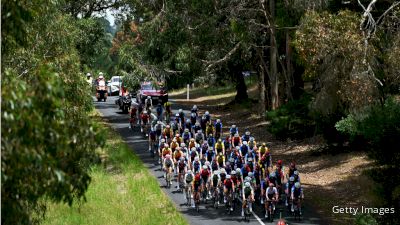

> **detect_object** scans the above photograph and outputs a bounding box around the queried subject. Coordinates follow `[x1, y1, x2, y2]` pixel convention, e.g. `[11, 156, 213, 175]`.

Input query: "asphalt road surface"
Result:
[95, 96, 323, 225]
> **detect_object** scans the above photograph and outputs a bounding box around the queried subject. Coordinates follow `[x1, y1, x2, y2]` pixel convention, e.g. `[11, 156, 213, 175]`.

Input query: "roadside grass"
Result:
[43, 112, 188, 225]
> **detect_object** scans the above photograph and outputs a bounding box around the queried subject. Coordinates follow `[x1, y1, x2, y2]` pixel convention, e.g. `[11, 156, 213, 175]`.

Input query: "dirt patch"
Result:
[171, 86, 376, 225]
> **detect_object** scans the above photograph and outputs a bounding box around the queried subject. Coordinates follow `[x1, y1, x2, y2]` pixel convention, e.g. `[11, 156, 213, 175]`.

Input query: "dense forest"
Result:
[2, 0, 399, 224]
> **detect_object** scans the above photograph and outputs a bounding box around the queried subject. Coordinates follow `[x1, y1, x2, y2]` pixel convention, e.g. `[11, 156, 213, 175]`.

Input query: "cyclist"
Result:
[193, 171, 202, 208]
[242, 130, 252, 142]
[154, 120, 164, 138]
[293, 170, 301, 183]
[175, 133, 183, 146]
[129, 104, 138, 128]
[200, 165, 211, 199]
[177, 156, 187, 191]
[173, 147, 184, 174]
[285, 176, 295, 207]
[244, 148, 256, 164]
[163, 154, 174, 186]
[200, 115, 207, 132]
[156, 103, 163, 121]
[211, 170, 220, 205]
[231, 133, 242, 148]
[241, 141, 250, 158]
[207, 133, 215, 149]
[248, 137, 257, 151]
[214, 139, 225, 156]
[140, 110, 150, 134]
[216, 152, 225, 168]
[291, 182, 304, 215]
[182, 128, 192, 145]
[242, 182, 255, 216]
[170, 138, 179, 153]
[192, 156, 202, 173]
[204, 111, 211, 122]
[214, 119, 223, 139]
[265, 182, 279, 219]
[229, 125, 239, 137]
[158, 138, 166, 164]
[223, 174, 235, 211]
[211, 158, 219, 173]
[189, 147, 199, 165]
[162, 124, 173, 142]
[184, 119, 192, 133]
[148, 128, 157, 154]
[275, 160, 285, 195]
[260, 175, 269, 204]
[188, 138, 197, 150]
[193, 122, 202, 136]
[145, 96, 153, 111]
[205, 147, 216, 163]
[185, 170, 194, 205]
[180, 143, 188, 154]
[195, 130, 205, 144]
[205, 121, 215, 137]
[190, 113, 197, 127]
[288, 162, 298, 179]
[191, 105, 198, 116]
[178, 109, 185, 124]
[164, 101, 172, 122]
[161, 143, 172, 162]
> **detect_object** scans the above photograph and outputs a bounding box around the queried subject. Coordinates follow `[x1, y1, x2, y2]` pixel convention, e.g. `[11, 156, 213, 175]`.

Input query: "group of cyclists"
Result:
[128, 99, 304, 222]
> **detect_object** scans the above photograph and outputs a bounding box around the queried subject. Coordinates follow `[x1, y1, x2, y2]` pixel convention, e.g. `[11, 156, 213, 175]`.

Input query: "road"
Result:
[95, 96, 323, 225]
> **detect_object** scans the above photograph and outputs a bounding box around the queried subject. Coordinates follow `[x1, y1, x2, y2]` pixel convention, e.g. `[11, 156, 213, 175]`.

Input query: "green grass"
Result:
[43, 114, 188, 225]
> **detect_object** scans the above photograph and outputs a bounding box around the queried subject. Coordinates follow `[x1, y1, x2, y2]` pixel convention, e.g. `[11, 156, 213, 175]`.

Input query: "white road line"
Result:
[238, 198, 266, 225]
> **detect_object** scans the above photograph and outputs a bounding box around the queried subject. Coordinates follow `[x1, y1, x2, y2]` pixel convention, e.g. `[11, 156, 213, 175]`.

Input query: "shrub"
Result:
[266, 94, 315, 139]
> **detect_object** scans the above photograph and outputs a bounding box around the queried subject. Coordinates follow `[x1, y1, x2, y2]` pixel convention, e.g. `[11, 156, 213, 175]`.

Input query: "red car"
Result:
[137, 81, 168, 104]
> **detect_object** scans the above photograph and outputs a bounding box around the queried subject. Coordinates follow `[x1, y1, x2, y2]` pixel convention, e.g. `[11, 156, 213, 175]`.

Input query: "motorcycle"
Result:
[96, 85, 108, 101]
[116, 94, 132, 113]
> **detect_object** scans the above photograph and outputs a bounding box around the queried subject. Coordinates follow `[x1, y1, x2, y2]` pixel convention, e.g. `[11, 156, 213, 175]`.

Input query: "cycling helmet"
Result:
[205, 161, 210, 166]
[220, 168, 226, 173]
[181, 143, 186, 147]
[245, 177, 251, 182]
[270, 172, 276, 178]
[157, 120, 162, 124]
[195, 122, 200, 126]
[164, 144, 169, 148]
[143, 110, 147, 114]
[248, 172, 254, 177]
[249, 137, 254, 141]
[187, 170, 192, 174]
[213, 171, 219, 175]
[289, 177, 295, 182]
[229, 157, 235, 163]
[184, 128, 189, 132]
[226, 175, 231, 179]
[290, 162, 296, 168]
[203, 165, 208, 169]
[232, 125, 236, 128]
[190, 138, 195, 142]
[295, 182, 301, 188]
[186, 119, 190, 123]
[231, 171, 237, 175]
[147, 96, 151, 99]
[234, 133, 239, 137]
[243, 141, 248, 145]
[198, 130, 202, 133]
[86, 73, 91, 77]
[245, 182, 251, 188]
[166, 125, 170, 128]
[235, 146, 240, 150]
[294, 170, 299, 176]
[180, 156, 185, 161]
[161, 139, 166, 143]
[194, 157, 199, 161]
[248, 157, 253, 162]
[175, 113, 179, 117]
[193, 105, 197, 110]
[191, 147, 196, 151]
[269, 182, 274, 187]
[262, 142, 266, 146]
[99, 72, 104, 76]
[175, 133, 180, 137]
[205, 111, 209, 115]
[216, 119, 221, 123]
[245, 131, 250, 135]
[179, 109, 183, 113]
[191, 113, 196, 117]
[218, 139, 222, 143]
[236, 168, 241, 174]
[277, 160, 283, 166]
[165, 154, 171, 159]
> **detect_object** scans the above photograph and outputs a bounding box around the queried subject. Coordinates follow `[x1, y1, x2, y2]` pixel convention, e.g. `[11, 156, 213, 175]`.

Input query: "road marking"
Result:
[238, 198, 266, 225]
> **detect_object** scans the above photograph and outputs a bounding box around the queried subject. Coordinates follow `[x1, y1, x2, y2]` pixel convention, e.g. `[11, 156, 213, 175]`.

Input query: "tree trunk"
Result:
[234, 68, 248, 102]
[270, 0, 279, 110]
[285, 30, 293, 101]
[258, 51, 267, 115]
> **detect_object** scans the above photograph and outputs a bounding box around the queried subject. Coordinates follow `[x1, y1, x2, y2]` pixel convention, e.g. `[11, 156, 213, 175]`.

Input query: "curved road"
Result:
[95, 96, 323, 225]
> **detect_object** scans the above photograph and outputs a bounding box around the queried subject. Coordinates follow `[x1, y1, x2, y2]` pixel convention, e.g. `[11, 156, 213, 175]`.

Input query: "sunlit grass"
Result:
[43, 115, 188, 225]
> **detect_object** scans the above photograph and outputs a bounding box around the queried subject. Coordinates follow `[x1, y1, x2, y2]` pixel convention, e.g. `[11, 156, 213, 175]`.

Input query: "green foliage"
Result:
[266, 94, 315, 139]
[355, 214, 378, 225]
[336, 99, 400, 167]
[1, 1, 106, 224]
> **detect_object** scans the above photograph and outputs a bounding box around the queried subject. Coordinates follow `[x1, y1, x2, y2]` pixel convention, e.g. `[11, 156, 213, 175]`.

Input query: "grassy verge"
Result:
[43, 112, 188, 225]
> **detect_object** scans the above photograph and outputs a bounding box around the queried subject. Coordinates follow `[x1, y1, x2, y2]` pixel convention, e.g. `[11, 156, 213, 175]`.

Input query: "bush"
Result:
[266, 94, 315, 139]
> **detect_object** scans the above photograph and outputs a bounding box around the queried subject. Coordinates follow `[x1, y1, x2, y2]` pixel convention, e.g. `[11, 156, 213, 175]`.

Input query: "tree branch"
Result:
[202, 41, 242, 72]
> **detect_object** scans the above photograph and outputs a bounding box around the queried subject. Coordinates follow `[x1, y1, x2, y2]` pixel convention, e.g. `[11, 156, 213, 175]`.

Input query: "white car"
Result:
[107, 76, 123, 96]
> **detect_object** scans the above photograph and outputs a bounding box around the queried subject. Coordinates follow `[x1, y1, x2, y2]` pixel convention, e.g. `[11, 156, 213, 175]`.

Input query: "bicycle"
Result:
[165, 168, 172, 188]
[266, 199, 276, 222]
[225, 190, 234, 214]
[292, 198, 302, 221]
[201, 184, 208, 204]
[212, 186, 219, 208]
[243, 199, 252, 222]
[194, 189, 201, 212]
[185, 184, 192, 207]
